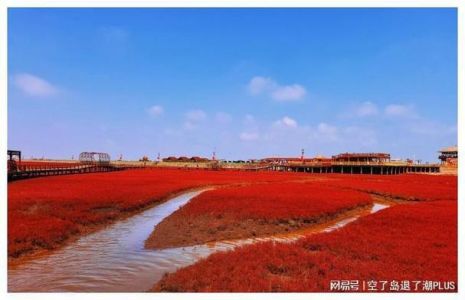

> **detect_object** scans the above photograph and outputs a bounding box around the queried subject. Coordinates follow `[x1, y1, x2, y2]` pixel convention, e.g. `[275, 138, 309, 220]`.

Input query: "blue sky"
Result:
[8, 8, 457, 162]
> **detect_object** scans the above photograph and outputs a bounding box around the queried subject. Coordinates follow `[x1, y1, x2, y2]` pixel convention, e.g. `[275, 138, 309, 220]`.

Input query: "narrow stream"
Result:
[8, 190, 389, 292]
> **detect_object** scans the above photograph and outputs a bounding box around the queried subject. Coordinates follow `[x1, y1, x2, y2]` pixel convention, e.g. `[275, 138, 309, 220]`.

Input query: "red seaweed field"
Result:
[144, 181, 373, 249]
[150, 173, 457, 292]
[8, 168, 310, 258]
[8, 170, 457, 293]
[153, 200, 457, 292]
[173, 182, 372, 220]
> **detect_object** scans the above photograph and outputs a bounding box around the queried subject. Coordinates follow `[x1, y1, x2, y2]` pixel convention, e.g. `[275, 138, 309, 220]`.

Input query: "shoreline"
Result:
[8, 185, 219, 267]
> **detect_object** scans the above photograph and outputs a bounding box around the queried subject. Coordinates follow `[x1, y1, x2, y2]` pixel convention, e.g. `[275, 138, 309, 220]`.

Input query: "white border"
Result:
[0, 0, 463, 7]
[0, 0, 8, 299]
[0, 1, 462, 300]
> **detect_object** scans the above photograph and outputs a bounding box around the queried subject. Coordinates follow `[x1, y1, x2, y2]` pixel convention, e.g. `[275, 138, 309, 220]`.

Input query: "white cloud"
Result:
[13, 73, 59, 97]
[271, 84, 307, 101]
[247, 76, 307, 102]
[239, 131, 259, 141]
[274, 116, 298, 128]
[215, 112, 232, 124]
[259, 117, 379, 155]
[384, 104, 416, 118]
[248, 76, 275, 95]
[355, 101, 378, 117]
[147, 105, 164, 117]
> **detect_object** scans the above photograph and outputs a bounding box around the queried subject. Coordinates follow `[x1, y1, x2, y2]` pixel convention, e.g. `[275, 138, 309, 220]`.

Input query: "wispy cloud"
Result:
[147, 105, 164, 117]
[342, 102, 418, 120]
[384, 104, 417, 118]
[271, 85, 306, 101]
[248, 76, 274, 95]
[215, 112, 232, 124]
[316, 122, 339, 141]
[243, 114, 256, 125]
[342, 126, 378, 147]
[13, 73, 59, 97]
[239, 131, 259, 141]
[247, 76, 307, 102]
[409, 120, 456, 136]
[186, 109, 207, 121]
[355, 101, 379, 117]
[184, 109, 207, 130]
[340, 101, 379, 119]
[310, 123, 377, 147]
[274, 116, 298, 129]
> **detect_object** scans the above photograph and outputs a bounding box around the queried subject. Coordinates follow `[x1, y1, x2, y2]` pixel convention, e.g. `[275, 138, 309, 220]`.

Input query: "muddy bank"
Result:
[145, 203, 372, 250]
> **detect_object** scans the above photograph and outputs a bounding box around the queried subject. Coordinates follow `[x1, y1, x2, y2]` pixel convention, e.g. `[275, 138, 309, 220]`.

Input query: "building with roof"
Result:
[438, 146, 457, 167]
[331, 153, 390, 163]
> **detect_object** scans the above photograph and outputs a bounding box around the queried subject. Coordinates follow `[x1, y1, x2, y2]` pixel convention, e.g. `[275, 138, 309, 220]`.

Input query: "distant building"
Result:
[79, 152, 111, 165]
[190, 156, 209, 163]
[7, 150, 22, 173]
[260, 156, 333, 166]
[332, 153, 391, 163]
[163, 156, 178, 162]
[162, 156, 210, 163]
[262, 153, 391, 165]
[438, 146, 457, 167]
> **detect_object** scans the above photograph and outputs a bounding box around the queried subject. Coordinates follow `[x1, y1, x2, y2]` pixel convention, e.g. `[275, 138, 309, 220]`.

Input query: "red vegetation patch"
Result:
[328, 174, 457, 201]
[153, 200, 457, 292]
[173, 182, 371, 220]
[145, 182, 372, 248]
[8, 169, 313, 258]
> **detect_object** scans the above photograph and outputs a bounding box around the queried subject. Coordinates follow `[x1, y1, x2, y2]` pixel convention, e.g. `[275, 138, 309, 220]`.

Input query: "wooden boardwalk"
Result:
[8, 164, 126, 181]
[7, 161, 442, 182]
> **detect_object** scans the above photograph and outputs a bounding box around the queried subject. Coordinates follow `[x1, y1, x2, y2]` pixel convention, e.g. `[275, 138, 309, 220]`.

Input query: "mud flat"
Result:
[145, 181, 373, 249]
[145, 203, 373, 249]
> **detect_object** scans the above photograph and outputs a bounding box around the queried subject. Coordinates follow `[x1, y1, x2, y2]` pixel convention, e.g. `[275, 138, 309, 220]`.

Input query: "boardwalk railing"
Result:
[8, 163, 126, 181]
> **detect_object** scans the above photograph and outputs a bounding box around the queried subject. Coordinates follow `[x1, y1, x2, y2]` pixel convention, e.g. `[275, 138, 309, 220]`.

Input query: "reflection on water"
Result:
[8, 190, 390, 292]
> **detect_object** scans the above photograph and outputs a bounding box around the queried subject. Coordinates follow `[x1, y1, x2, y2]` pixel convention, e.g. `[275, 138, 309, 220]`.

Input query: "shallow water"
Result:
[8, 191, 389, 292]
